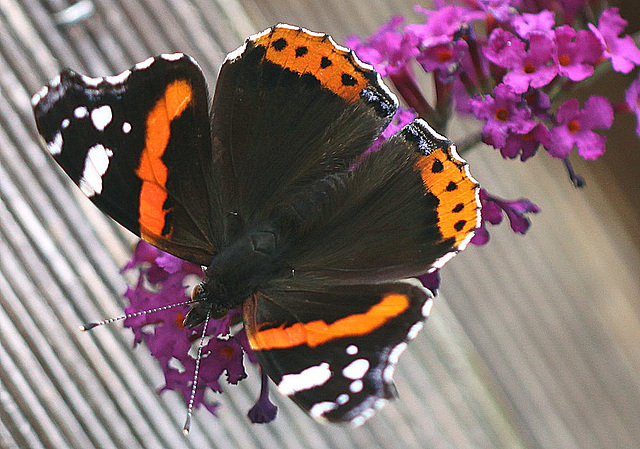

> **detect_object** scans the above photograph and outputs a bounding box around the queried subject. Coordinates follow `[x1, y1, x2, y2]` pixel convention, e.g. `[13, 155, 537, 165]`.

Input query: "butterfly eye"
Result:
[191, 283, 204, 301]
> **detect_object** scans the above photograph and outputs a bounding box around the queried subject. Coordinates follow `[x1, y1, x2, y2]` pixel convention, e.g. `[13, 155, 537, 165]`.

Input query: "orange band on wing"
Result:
[136, 79, 193, 238]
[253, 27, 368, 103]
[248, 293, 410, 350]
[414, 149, 479, 245]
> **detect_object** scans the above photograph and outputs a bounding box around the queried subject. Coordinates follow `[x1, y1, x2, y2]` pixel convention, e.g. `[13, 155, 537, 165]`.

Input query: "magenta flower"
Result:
[408, 3, 483, 48]
[471, 189, 540, 245]
[512, 10, 555, 38]
[523, 89, 551, 118]
[247, 370, 279, 424]
[483, 29, 526, 68]
[122, 241, 277, 423]
[547, 96, 613, 160]
[345, 16, 418, 77]
[365, 107, 416, 156]
[501, 123, 550, 161]
[470, 83, 536, 148]
[417, 270, 440, 295]
[500, 32, 558, 93]
[554, 26, 603, 81]
[473, 0, 517, 21]
[588, 7, 640, 74]
[625, 76, 640, 138]
[416, 39, 469, 75]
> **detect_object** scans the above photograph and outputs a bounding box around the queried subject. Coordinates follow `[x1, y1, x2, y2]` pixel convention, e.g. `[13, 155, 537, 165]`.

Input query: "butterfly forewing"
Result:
[271, 119, 480, 288]
[211, 25, 398, 227]
[33, 54, 220, 264]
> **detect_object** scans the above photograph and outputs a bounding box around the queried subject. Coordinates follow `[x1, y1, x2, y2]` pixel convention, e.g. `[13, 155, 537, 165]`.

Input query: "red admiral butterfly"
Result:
[32, 24, 480, 426]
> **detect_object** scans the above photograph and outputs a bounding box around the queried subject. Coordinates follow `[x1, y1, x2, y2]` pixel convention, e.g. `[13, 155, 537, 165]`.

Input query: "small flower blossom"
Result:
[416, 39, 469, 75]
[417, 270, 440, 295]
[473, 0, 517, 21]
[512, 10, 555, 38]
[364, 107, 417, 158]
[500, 33, 558, 93]
[345, 16, 418, 77]
[247, 370, 279, 424]
[470, 83, 536, 148]
[588, 7, 640, 74]
[523, 89, 551, 118]
[471, 189, 540, 245]
[547, 96, 614, 159]
[554, 26, 603, 81]
[483, 29, 526, 68]
[501, 123, 550, 160]
[408, 3, 483, 48]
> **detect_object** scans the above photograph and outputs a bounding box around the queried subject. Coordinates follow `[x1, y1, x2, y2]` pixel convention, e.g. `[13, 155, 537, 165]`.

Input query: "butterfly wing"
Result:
[210, 24, 398, 228]
[273, 118, 481, 287]
[32, 54, 220, 264]
[244, 279, 432, 425]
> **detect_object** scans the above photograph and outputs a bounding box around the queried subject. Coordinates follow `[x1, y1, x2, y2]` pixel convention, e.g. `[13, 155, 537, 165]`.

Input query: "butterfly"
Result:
[32, 24, 480, 426]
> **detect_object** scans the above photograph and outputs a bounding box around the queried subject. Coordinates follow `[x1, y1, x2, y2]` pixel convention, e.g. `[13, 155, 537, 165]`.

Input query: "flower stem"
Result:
[389, 66, 435, 119]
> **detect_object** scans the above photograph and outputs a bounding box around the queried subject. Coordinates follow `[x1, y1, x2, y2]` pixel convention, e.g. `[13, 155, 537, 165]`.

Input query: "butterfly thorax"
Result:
[184, 229, 286, 327]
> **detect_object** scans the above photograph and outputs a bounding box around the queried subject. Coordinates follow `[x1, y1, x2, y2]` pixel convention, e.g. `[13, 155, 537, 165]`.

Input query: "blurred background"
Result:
[1, 0, 640, 448]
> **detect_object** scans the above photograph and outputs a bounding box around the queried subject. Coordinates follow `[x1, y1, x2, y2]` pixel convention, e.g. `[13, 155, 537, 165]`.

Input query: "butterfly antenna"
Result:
[183, 308, 211, 436]
[79, 299, 200, 331]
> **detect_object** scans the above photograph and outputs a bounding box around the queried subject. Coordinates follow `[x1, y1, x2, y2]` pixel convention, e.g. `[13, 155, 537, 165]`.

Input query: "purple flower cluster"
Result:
[122, 241, 277, 423]
[347, 1, 640, 243]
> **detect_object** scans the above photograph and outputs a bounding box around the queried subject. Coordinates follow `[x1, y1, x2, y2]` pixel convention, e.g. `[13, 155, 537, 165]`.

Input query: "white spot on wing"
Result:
[81, 75, 102, 87]
[309, 401, 338, 418]
[61, 118, 70, 129]
[135, 56, 155, 70]
[105, 69, 131, 85]
[383, 364, 395, 383]
[346, 345, 358, 355]
[224, 42, 247, 63]
[336, 394, 349, 405]
[278, 363, 331, 396]
[122, 122, 132, 134]
[78, 144, 113, 197]
[349, 380, 363, 393]
[47, 132, 63, 155]
[350, 407, 375, 427]
[422, 298, 433, 318]
[342, 359, 369, 380]
[160, 52, 184, 61]
[91, 105, 112, 131]
[388, 342, 407, 366]
[31, 85, 48, 107]
[74, 106, 88, 119]
[407, 321, 424, 340]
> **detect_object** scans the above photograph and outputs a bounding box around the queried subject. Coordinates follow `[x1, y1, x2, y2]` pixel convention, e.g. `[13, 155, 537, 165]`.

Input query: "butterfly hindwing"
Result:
[211, 24, 398, 227]
[244, 279, 433, 425]
[32, 54, 220, 264]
